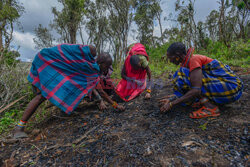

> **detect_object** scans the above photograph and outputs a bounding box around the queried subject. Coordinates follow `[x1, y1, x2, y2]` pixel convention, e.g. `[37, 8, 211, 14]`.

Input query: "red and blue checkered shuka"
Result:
[28, 44, 100, 114]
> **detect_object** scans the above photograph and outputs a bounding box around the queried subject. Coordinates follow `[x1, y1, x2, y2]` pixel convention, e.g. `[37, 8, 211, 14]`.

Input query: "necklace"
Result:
[181, 48, 194, 68]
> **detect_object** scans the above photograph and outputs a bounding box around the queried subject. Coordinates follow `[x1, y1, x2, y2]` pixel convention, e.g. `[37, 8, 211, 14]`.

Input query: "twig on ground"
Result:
[0, 95, 27, 113]
[29, 143, 45, 156]
[73, 125, 99, 145]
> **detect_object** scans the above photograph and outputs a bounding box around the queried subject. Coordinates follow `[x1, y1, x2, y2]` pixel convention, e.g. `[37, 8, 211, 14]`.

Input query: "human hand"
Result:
[116, 104, 125, 111]
[159, 98, 170, 106]
[160, 102, 173, 113]
[145, 93, 151, 99]
[98, 100, 107, 111]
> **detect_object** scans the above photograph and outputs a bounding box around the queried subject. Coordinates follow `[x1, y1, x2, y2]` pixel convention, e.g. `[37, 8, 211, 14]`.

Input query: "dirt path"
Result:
[0, 74, 249, 167]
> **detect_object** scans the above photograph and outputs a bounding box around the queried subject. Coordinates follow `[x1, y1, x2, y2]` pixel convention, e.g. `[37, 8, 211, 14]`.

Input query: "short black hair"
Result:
[130, 55, 141, 69]
[97, 52, 112, 65]
[167, 42, 187, 56]
[89, 45, 97, 57]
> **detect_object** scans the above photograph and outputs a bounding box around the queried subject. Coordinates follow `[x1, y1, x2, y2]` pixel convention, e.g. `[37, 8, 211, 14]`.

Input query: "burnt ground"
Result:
[0, 73, 249, 167]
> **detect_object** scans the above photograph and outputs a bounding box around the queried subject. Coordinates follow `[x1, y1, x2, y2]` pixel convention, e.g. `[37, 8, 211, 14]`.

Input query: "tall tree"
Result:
[33, 24, 54, 49]
[134, 0, 162, 46]
[85, 0, 136, 63]
[0, 0, 23, 50]
[231, 0, 249, 39]
[217, 0, 231, 46]
[196, 21, 209, 49]
[51, 0, 86, 44]
[175, 0, 197, 48]
[151, 0, 164, 44]
[85, 0, 110, 55]
[34, 0, 86, 48]
[206, 10, 220, 41]
[105, 0, 136, 62]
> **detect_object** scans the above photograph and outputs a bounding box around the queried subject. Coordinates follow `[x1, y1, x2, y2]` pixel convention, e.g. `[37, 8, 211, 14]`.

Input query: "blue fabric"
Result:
[173, 59, 243, 104]
[28, 44, 100, 114]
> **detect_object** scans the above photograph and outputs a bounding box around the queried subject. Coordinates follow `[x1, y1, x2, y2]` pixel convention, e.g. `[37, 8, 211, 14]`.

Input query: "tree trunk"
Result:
[69, 29, 77, 44]
[157, 13, 163, 44]
[218, 0, 225, 42]
[0, 29, 3, 50]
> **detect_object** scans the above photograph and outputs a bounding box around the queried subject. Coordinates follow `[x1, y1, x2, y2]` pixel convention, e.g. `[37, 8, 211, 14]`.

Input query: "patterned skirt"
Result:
[173, 60, 243, 105]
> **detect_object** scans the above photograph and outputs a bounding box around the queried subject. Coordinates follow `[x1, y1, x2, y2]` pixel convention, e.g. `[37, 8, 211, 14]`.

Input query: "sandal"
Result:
[190, 106, 220, 119]
[13, 131, 28, 139]
[191, 97, 209, 108]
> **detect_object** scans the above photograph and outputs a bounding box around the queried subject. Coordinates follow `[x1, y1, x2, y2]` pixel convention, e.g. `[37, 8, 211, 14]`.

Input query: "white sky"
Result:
[13, 0, 219, 61]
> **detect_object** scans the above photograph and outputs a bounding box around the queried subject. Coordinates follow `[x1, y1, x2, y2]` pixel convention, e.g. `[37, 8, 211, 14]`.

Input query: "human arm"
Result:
[96, 84, 125, 111]
[145, 66, 152, 99]
[160, 68, 202, 112]
[92, 89, 107, 111]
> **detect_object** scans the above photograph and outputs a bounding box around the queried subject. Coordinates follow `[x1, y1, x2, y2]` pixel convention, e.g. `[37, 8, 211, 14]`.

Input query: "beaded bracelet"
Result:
[169, 102, 173, 109]
[112, 101, 118, 108]
[169, 95, 177, 102]
[17, 120, 27, 128]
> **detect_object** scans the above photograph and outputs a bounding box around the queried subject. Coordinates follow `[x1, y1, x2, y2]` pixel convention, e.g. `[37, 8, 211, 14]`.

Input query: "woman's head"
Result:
[130, 55, 141, 70]
[89, 45, 97, 57]
[167, 42, 187, 65]
[96, 52, 112, 73]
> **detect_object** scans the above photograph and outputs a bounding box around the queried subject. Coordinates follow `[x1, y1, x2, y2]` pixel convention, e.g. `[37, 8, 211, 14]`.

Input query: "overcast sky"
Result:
[13, 0, 219, 61]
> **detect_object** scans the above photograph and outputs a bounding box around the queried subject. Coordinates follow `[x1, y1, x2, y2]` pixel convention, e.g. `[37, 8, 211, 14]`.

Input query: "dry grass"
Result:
[0, 62, 31, 110]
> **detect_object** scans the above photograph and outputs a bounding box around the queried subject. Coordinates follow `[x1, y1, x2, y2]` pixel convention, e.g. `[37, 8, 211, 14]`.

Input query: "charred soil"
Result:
[0, 73, 249, 167]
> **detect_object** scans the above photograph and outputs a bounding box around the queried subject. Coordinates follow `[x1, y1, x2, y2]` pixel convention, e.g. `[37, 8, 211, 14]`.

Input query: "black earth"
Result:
[0, 72, 249, 167]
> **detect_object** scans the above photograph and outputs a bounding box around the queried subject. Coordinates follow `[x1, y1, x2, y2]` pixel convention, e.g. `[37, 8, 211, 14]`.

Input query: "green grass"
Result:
[218, 57, 250, 68]
[0, 109, 22, 134]
[149, 60, 178, 77]
[0, 96, 55, 136]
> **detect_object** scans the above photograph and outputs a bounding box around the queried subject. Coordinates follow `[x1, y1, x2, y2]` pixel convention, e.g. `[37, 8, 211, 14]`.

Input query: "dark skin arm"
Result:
[145, 66, 152, 99]
[145, 66, 151, 89]
[96, 84, 125, 111]
[92, 89, 107, 111]
[160, 68, 202, 112]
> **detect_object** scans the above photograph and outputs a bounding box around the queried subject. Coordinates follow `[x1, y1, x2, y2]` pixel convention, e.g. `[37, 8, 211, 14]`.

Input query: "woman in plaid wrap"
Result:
[159, 42, 243, 119]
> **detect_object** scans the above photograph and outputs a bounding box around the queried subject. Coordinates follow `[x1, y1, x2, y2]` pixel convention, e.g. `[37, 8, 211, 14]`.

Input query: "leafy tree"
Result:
[175, 0, 197, 48]
[231, 0, 249, 39]
[51, 0, 86, 44]
[206, 10, 220, 42]
[85, 0, 136, 63]
[217, 0, 231, 46]
[34, 0, 86, 49]
[33, 24, 54, 49]
[0, 0, 23, 50]
[85, 0, 112, 55]
[134, 0, 162, 46]
[0, 49, 20, 65]
[196, 21, 209, 49]
[105, 0, 136, 63]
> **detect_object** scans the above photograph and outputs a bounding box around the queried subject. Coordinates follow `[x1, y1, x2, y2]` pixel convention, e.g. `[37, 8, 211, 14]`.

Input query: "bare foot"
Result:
[203, 100, 217, 109]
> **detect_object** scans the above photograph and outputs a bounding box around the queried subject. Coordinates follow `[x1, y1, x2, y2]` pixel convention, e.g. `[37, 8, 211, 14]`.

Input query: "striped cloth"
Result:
[28, 44, 100, 114]
[173, 59, 243, 104]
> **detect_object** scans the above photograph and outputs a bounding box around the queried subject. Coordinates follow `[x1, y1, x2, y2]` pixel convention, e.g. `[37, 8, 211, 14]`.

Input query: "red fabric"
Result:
[188, 54, 213, 72]
[115, 43, 149, 101]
